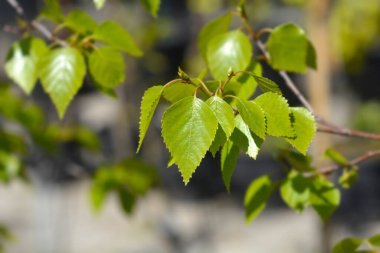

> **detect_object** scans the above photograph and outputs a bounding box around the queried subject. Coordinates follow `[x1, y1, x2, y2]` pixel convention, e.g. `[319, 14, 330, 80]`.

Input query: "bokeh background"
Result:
[0, 0, 380, 252]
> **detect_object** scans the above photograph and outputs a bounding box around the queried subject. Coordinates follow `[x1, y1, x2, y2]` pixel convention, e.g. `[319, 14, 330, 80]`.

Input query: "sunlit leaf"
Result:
[280, 170, 311, 212]
[93, 0, 106, 9]
[235, 98, 266, 139]
[325, 148, 348, 166]
[368, 234, 380, 248]
[339, 168, 358, 189]
[209, 127, 227, 157]
[333, 238, 363, 253]
[221, 140, 240, 192]
[245, 175, 272, 223]
[64, 9, 97, 33]
[206, 96, 235, 138]
[162, 96, 218, 184]
[163, 81, 195, 103]
[5, 37, 48, 94]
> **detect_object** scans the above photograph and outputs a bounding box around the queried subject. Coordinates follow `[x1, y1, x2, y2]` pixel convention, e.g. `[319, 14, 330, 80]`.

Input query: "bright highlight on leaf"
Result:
[267, 23, 316, 73]
[140, 0, 161, 17]
[235, 98, 266, 139]
[93, 0, 106, 9]
[93, 21, 143, 57]
[88, 47, 126, 88]
[138, 85, 165, 152]
[206, 96, 235, 138]
[207, 30, 253, 80]
[162, 96, 218, 184]
[286, 107, 316, 154]
[244, 175, 272, 223]
[5, 37, 48, 94]
[39, 47, 86, 118]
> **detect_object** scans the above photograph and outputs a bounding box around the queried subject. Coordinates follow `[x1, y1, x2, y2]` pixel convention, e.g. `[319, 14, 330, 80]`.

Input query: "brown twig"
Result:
[319, 150, 380, 174]
[317, 125, 380, 141]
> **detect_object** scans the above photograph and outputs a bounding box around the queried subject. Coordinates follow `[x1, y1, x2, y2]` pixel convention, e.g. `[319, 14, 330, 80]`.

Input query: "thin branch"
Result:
[317, 125, 380, 141]
[5, 0, 23, 15]
[319, 150, 380, 174]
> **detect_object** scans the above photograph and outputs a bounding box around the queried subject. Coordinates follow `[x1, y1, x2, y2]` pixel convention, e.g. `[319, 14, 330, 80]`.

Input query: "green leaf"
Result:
[325, 148, 348, 166]
[5, 37, 48, 94]
[280, 170, 311, 212]
[137, 85, 164, 152]
[90, 181, 108, 212]
[93, 21, 143, 57]
[117, 188, 136, 214]
[93, 0, 106, 9]
[39, 47, 86, 118]
[64, 10, 97, 33]
[221, 140, 240, 192]
[207, 30, 253, 80]
[333, 238, 363, 253]
[286, 107, 316, 154]
[252, 75, 282, 94]
[88, 47, 125, 88]
[206, 96, 235, 138]
[310, 176, 341, 221]
[255, 92, 294, 137]
[307, 40, 317, 69]
[368, 234, 380, 247]
[267, 23, 309, 73]
[235, 98, 266, 139]
[209, 127, 227, 157]
[230, 115, 262, 159]
[140, 0, 161, 17]
[40, 0, 64, 22]
[163, 81, 196, 103]
[277, 149, 315, 172]
[162, 97, 218, 184]
[235, 61, 262, 100]
[339, 168, 358, 189]
[198, 13, 232, 59]
[244, 175, 272, 223]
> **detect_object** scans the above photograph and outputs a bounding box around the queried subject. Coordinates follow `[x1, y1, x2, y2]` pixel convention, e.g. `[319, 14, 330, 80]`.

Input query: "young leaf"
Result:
[251, 75, 282, 94]
[286, 107, 316, 154]
[368, 234, 380, 247]
[162, 97, 218, 184]
[221, 140, 240, 192]
[244, 175, 272, 223]
[93, 21, 143, 57]
[140, 0, 161, 17]
[339, 168, 358, 189]
[325, 148, 348, 166]
[88, 47, 125, 88]
[235, 98, 266, 139]
[137, 85, 164, 152]
[207, 30, 252, 80]
[64, 10, 97, 33]
[40, 0, 64, 22]
[255, 92, 294, 137]
[280, 171, 311, 212]
[162, 81, 195, 103]
[94, 0, 106, 9]
[333, 238, 363, 253]
[310, 176, 341, 221]
[230, 115, 262, 159]
[198, 13, 232, 59]
[235, 61, 262, 100]
[267, 23, 309, 73]
[39, 47, 86, 118]
[5, 37, 48, 94]
[209, 127, 227, 157]
[206, 96, 235, 138]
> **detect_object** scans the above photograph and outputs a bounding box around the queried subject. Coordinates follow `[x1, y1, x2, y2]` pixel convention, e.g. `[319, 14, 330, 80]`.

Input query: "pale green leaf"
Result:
[94, 0, 106, 9]
[209, 127, 227, 157]
[310, 176, 341, 221]
[286, 107, 316, 154]
[162, 97, 218, 184]
[221, 140, 240, 192]
[267, 23, 309, 73]
[40, 0, 64, 22]
[325, 148, 348, 166]
[93, 21, 143, 57]
[280, 170, 311, 212]
[39, 47, 86, 118]
[230, 115, 262, 159]
[339, 168, 358, 189]
[64, 10, 97, 33]
[235, 98, 266, 139]
[88, 47, 125, 88]
[162, 81, 195, 103]
[207, 30, 253, 80]
[140, 0, 161, 17]
[255, 92, 294, 137]
[235, 61, 262, 100]
[5, 37, 48, 94]
[252, 75, 282, 94]
[333, 238, 363, 253]
[368, 234, 380, 247]
[244, 175, 272, 223]
[198, 13, 232, 59]
[137, 85, 164, 152]
[206, 96, 235, 138]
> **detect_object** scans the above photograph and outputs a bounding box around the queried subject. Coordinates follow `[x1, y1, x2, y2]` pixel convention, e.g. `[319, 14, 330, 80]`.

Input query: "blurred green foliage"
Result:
[353, 101, 380, 133]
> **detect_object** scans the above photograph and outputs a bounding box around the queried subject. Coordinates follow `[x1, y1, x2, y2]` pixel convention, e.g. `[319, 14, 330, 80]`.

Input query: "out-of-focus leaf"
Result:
[140, 0, 161, 17]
